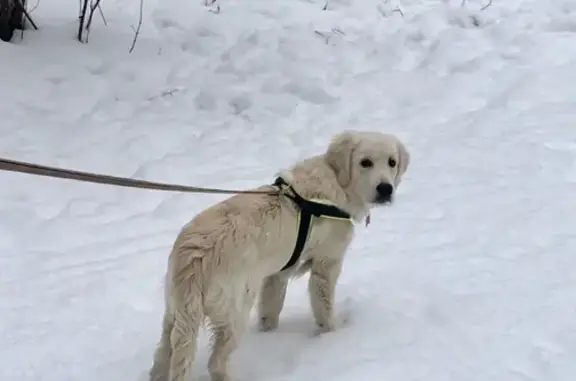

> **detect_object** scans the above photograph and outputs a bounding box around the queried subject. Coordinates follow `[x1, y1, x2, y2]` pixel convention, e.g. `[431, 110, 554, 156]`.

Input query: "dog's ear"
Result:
[394, 139, 410, 187]
[326, 131, 356, 187]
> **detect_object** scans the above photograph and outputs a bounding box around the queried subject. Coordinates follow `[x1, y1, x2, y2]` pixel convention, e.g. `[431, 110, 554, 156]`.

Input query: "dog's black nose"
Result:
[376, 182, 394, 199]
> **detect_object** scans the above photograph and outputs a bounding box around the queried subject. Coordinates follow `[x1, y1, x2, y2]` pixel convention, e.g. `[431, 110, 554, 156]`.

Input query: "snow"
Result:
[1, 0, 576, 380]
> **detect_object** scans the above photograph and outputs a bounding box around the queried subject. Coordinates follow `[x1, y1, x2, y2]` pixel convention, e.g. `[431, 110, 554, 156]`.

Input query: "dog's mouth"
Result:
[372, 195, 393, 205]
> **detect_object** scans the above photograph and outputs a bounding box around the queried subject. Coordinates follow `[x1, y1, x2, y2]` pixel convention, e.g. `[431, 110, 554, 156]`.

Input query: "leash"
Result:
[0, 157, 365, 273]
[0, 157, 279, 196]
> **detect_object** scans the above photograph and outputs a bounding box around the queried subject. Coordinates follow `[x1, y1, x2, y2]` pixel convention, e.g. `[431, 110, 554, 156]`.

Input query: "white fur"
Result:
[148, 130, 410, 381]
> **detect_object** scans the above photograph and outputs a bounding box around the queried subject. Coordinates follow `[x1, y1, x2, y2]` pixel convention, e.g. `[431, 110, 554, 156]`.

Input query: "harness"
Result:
[273, 177, 353, 272]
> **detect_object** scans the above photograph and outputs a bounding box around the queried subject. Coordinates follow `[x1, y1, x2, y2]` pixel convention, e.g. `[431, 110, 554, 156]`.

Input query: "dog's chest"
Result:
[298, 216, 353, 260]
[258, 201, 354, 275]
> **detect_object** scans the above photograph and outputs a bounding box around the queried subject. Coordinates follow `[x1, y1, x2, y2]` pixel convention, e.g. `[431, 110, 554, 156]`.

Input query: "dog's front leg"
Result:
[258, 273, 289, 331]
[308, 258, 343, 333]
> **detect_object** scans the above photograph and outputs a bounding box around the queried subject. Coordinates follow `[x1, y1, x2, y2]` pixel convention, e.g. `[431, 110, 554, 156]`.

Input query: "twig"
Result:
[29, 0, 40, 13]
[15, 0, 39, 30]
[77, 0, 89, 42]
[391, 7, 404, 17]
[377, 6, 404, 18]
[84, 0, 101, 42]
[147, 88, 181, 101]
[97, 2, 107, 26]
[204, 0, 220, 14]
[86, 0, 102, 29]
[461, 0, 492, 11]
[377, 0, 405, 18]
[314, 30, 330, 44]
[480, 0, 492, 11]
[21, 8, 38, 30]
[129, 0, 144, 53]
[332, 27, 345, 36]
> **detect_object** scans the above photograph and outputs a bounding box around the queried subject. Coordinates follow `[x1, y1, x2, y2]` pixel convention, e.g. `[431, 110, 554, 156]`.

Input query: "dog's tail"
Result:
[149, 305, 175, 381]
[150, 252, 205, 381]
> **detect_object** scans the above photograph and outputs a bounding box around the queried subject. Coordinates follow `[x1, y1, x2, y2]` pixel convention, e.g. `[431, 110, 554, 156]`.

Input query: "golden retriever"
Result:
[148, 130, 410, 381]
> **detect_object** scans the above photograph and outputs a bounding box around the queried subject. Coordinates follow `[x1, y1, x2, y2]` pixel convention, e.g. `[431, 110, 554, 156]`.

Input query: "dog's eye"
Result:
[388, 157, 397, 168]
[360, 158, 373, 168]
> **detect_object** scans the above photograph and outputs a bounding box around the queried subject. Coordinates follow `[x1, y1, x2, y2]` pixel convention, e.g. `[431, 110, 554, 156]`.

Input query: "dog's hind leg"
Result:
[207, 284, 257, 381]
[257, 273, 289, 332]
[207, 322, 240, 381]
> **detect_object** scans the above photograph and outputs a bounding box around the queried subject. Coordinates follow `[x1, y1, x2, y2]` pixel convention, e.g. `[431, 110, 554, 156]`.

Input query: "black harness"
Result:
[273, 177, 352, 272]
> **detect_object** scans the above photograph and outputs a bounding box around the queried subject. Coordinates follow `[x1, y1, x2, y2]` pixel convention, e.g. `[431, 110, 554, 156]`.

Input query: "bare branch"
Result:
[76, 0, 108, 43]
[332, 27, 345, 36]
[392, 7, 404, 17]
[480, 0, 492, 11]
[147, 88, 181, 101]
[377, 3, 404, 19]
[314, 30, 330, 44]
[460, 0, 492, 11]
[129, 0, 144, 53]
[77, 0, 89, 42]
[29, 0, 40, 13]
[14, 0, 39, 30]
[204, 0, 220, 13]
[84, 0, 102, 42]
[97, 2, 107, 26]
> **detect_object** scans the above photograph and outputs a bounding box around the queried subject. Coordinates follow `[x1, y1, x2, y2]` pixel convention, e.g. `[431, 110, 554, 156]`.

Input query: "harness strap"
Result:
[274, 177, 351, 272]
[280, 204, 313, 271]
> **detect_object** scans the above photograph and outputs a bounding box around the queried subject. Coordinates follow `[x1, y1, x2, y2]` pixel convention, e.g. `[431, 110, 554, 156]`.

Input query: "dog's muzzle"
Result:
[374, 182, 394, 204]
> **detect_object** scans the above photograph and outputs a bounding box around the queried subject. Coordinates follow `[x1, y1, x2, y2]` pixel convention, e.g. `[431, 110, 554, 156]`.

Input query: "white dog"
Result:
[148, 130, 410, 381]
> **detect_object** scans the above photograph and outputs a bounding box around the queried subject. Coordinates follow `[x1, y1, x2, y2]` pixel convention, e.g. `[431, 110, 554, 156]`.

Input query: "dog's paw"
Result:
[312, 320, 336, 336]
[258, 316, 279, 332]
[210, 373, 230, 381]
[311, 298, 354, 337]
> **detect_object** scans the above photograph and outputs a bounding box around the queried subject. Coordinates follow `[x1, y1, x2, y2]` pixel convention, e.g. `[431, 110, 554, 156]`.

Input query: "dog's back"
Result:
[150, 187, 298, 381]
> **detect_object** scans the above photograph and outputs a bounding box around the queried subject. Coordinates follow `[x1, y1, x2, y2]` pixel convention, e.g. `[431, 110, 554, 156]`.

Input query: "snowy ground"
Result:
[1, 0, 576, 380]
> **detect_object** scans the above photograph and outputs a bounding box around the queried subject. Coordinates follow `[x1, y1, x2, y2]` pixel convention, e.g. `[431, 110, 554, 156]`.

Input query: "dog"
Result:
[148, 130, 410, 381]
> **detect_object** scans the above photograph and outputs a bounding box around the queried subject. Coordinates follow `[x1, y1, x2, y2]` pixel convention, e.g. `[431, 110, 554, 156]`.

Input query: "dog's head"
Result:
[325, 131, 410, 207]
